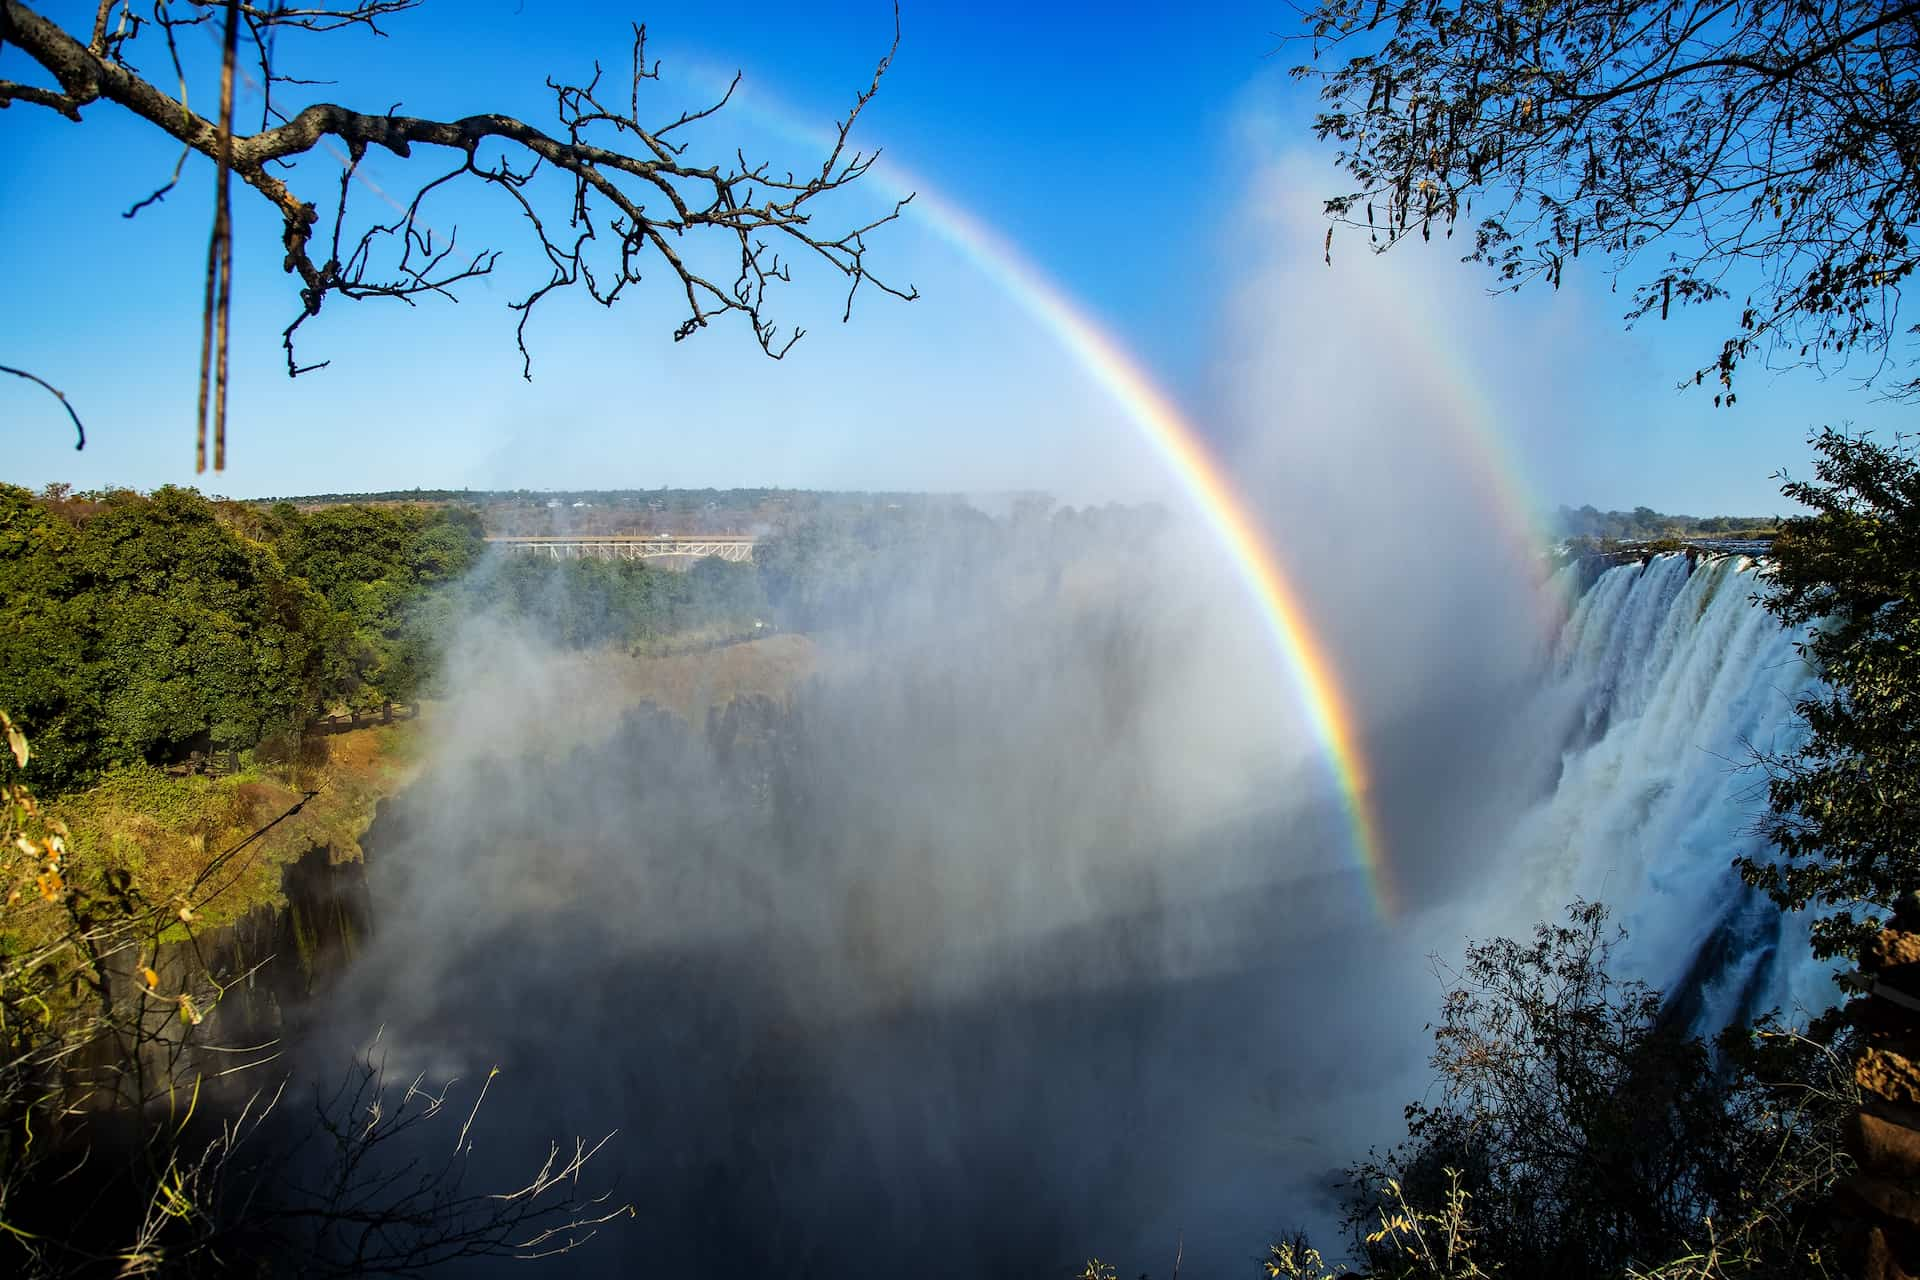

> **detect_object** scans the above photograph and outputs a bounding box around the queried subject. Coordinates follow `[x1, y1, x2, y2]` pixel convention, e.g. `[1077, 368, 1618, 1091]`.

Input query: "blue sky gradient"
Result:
[1, 0, 1904, 511]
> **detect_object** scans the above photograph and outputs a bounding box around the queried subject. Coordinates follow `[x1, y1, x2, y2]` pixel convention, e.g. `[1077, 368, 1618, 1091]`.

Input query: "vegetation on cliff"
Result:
[1, 713, 624, 1277]
[1269, 904, 1856, 1280]
[0, 485, 483, 792]
[1740, 429, 1920, 959]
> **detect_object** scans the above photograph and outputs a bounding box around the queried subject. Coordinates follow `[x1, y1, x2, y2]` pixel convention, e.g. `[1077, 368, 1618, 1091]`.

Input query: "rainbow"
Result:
[693, 70, 1397, 914]
[915, 195, 1396, 916]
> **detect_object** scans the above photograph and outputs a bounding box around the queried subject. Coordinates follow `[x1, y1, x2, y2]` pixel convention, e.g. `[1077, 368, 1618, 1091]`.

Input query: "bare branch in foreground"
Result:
[0, 0, 917, 467]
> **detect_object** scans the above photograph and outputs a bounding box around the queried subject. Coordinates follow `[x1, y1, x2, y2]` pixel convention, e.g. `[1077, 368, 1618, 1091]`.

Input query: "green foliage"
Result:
[1312, 903, 1854, 1280]
[1291, 0, 1920, 400]
[0, 486, 484, 793]
[0, 486, 328, 788]
[1738, 429, 1920, 958]
[461, 552, 767, 652]
[272, 501, 484, 711]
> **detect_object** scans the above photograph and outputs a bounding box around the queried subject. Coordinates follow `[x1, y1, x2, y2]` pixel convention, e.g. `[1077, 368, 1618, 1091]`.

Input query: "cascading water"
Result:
[1502, 552, 1838, 1030]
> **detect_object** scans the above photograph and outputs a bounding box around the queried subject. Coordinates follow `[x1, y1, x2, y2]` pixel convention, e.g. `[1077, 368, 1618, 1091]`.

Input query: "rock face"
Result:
[1841, 898, 1920, 1278]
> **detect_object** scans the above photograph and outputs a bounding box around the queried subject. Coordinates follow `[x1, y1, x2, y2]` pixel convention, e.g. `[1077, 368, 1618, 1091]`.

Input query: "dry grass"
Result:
[43, 718, 424, 935]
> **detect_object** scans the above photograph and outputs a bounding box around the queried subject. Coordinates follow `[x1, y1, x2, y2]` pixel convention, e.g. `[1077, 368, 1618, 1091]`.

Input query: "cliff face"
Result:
[1841, 900, 1920, 1278]
[187, 841, 374, 1040]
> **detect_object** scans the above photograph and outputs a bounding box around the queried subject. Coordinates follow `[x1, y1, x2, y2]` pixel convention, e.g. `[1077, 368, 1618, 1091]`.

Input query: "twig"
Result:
[0, 363, 86, 450]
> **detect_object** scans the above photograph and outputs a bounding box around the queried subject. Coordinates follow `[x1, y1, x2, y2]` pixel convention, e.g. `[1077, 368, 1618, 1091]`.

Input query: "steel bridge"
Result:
[485, 535, 756, 563]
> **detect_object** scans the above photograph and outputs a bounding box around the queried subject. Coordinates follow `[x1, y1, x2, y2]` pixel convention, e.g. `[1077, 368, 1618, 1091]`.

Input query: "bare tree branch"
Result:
[0, 0, 916, 467]
[1285, 0, 1920, 403]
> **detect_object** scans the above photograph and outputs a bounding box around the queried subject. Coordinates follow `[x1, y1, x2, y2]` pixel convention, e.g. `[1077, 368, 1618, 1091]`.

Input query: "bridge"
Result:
[485, 535, 756, 563]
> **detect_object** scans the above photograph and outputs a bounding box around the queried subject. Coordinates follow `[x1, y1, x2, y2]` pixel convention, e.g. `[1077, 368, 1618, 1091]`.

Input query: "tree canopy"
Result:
[0, 486, 486, 790]
[1290, 0, 1920, 403]
[1738, 428, 1920, 957]
[1267, 903, 1855, 1280]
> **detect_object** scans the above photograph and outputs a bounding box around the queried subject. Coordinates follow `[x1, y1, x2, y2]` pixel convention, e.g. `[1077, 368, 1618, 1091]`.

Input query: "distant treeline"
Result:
[255, 487, 999, 539]
[755, 496, 1166, 630]
[1552, 503, 1779, 542]
[0, 484, 1163, 791]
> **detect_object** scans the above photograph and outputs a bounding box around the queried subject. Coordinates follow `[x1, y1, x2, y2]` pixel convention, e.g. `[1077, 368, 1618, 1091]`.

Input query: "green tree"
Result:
[0, 487, 490, 789]
[1305, 904, 1855, 1280]
[1345, 903, 1746, 1277]
[270, 504, 485, 715]
[0, 487, 98, 786]
[0, 486, 329, 788]
[1739, 429, 1920, 958]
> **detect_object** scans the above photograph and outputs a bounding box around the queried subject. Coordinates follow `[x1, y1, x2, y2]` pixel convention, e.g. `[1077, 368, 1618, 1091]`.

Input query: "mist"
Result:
[266, 474, 1566, 1278]
[271, 163, 1767, 1275]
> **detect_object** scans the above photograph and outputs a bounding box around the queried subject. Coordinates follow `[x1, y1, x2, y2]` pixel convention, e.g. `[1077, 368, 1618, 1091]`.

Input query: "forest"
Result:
[0, 485, 481, 791]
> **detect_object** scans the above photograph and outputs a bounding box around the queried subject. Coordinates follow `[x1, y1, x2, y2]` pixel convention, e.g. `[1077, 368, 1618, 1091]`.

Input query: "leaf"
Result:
[141, 967, 160, 991]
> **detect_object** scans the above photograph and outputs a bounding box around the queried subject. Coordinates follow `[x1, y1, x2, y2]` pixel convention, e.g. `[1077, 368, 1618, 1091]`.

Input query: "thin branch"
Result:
[0, 363, 86, 450]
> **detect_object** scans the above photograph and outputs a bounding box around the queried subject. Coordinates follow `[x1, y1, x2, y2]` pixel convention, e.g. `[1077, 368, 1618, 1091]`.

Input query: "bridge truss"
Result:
[485, 536, 756, 563]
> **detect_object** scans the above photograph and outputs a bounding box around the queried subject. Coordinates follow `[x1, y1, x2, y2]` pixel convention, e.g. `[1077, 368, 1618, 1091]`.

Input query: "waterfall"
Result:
[1501, 552, 1837, 1029]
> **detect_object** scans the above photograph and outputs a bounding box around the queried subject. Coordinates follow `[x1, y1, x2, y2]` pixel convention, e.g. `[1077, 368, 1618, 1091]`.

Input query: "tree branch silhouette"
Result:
[0, 1, 915, 468]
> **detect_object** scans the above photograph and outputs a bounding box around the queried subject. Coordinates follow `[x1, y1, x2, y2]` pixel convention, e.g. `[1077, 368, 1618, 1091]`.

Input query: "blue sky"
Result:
[0, 0, 1904, 511]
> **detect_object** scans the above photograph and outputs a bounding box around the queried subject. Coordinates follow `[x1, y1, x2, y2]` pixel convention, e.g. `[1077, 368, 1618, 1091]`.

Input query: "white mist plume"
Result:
[274, 155, 1825, 1279]
[289, 502, 1466, 1276]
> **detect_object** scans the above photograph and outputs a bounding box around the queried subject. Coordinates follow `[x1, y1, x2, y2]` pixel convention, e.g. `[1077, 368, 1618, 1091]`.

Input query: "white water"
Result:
[1498, 552, 1838, 1027]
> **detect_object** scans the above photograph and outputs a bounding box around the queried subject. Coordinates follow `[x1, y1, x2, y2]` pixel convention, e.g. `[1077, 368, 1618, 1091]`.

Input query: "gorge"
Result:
[182, 544, 1833, 1277]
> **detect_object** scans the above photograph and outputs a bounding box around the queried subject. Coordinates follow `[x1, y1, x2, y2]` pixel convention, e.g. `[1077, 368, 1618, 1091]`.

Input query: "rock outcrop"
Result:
[1840, 897, 1920, 1278]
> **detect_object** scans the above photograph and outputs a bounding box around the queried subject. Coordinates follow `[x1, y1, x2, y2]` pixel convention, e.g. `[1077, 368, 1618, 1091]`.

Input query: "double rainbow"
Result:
[918, 194, 1395, 917]
[702, 74, 1398, 915]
